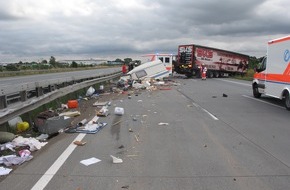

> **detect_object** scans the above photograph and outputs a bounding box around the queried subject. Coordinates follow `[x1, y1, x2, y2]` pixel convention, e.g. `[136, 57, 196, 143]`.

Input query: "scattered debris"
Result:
[93, 101, 109, 107]
[97, 106, 109, 117]
[34, 115, 72, 135]
[0, 132, 16, 144]
[134, 135, 139, 142]
[111, 155, 123, 164]
[73, 141, 87, 146]
[121, 185, 129, 189]
[36, 134, 49, 141]
[86, 86, 95, 97]
[158, 122, 169, 126]
[67, 100, 78, 109]
[0, 166, 13, 176]
[80, 157, 101, 166]
[66, 122, 107, 134]
[78, 119, 88, 126]
[114, 107, 124, 116]
[59, 111, 81, 117]
[129, 128, 133, 132]
[222, 93, 228, 97]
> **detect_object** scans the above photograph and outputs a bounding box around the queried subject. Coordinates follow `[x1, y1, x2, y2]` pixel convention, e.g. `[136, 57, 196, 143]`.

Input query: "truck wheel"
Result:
[185, 73, 193, 78]
[208, 71, 213, 78]
[253, 84, 261, 98]
[284, 91, 290, 111]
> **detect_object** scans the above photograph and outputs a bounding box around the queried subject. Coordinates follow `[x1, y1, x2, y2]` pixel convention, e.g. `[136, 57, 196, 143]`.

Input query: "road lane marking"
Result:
[191, 102, 219, 120]
[201, 108, 219, 120]
[31, 133, 86, 190]
[31, 116, 100, 189]
[242, 95, 284, 109]
[215, 79, 252, 87]
[179, 90, 219, 121]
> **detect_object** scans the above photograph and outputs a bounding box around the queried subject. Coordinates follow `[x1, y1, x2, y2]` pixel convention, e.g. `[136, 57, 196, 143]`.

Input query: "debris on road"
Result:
[114, 107, 124, 116]
[158, 122, 169, 126]
[110, 155, 123, 164]
[73, 141, 87, 146]
[80, 157, 101, 166]
[0, 166, 12, 176]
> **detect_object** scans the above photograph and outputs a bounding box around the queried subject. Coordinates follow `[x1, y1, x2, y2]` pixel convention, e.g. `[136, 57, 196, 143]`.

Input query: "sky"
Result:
[0, 0, 289, 63]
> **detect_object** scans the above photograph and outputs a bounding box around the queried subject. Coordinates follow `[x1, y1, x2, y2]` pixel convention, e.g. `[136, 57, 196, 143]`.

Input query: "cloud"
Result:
[0, 0, 289, 62]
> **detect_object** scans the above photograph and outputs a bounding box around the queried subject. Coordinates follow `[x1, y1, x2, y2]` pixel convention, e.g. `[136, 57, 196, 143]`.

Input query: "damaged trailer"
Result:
[121, 60, 170, 81]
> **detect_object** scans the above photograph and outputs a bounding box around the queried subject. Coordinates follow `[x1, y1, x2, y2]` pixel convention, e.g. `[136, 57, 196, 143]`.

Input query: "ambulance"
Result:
[252, 35, 290, 110]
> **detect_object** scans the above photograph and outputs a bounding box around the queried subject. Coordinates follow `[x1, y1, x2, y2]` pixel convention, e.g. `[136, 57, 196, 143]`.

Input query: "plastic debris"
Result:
[36, 134, 49, 141]
[18, 149, 31, 157]
[158, 122, 169, 126]
[86, 86, 95, 96]
[114, 107, 124, 115]
[0, 166, 12, 176]
[80, 157, 101, 166]
[110, 155, 123, 164]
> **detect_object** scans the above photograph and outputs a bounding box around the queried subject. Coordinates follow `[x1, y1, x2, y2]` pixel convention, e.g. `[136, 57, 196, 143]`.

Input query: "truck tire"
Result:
[208, 71, 214, 78]
[185, 72, 193, 78]
[253, 84, 261, 98]
[284, 91, 290, 111]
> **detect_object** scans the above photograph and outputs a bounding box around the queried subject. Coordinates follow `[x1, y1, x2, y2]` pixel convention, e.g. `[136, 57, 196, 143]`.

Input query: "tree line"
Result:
[0, 56, 141, 72]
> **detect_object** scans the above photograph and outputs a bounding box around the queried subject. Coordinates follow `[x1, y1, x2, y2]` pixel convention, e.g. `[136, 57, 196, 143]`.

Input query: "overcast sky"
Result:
[0, 0, 289, 62]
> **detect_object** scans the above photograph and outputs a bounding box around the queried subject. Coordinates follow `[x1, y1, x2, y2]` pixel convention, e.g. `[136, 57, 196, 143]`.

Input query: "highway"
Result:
[0, 67, 120, 87]
[1, 77, 290, 190]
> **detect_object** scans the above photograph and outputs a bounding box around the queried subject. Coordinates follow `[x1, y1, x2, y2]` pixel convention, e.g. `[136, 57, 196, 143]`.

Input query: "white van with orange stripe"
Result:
[252, 35, 290, 110]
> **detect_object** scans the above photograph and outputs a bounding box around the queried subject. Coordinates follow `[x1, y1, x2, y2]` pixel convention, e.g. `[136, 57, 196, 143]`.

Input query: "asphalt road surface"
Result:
[0, 67, 120, 87]
[1, 77, 290, 190]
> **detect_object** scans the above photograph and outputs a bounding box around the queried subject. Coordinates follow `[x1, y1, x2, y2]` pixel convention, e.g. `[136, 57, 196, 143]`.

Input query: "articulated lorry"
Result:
[252, 35, 290, 110]
[174, 44, 249, 78]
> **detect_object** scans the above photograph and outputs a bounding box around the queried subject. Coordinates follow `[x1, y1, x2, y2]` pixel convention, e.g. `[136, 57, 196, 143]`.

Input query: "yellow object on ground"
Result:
[17, 122, 30, 132]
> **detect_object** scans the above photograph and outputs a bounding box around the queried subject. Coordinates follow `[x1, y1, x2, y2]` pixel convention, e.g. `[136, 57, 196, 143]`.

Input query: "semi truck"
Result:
[252, 35, 290, 110]
[174, 44, 249, 78]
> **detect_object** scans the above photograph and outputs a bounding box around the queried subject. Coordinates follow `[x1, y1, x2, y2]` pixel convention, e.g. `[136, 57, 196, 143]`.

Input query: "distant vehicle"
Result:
[143, 53, 176, 75]
[174, 44, 249, 78]
[252, 35, 290, 110]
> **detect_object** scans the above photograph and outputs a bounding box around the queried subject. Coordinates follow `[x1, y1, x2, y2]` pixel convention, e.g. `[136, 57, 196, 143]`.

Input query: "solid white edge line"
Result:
[31, 116, 99, 190]
[201, 108, 219, 120]
[242, 95, 284, 109]
[31, 133, 86, 190]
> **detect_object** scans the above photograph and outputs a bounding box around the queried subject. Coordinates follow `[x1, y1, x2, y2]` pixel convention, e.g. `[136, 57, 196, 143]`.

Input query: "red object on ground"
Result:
[122, 64, 127, 74]
[67, 100, 78, 108]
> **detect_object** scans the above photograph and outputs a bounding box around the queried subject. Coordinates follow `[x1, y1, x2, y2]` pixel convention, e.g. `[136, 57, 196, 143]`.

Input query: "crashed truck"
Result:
[174, 44, 249, 78]
[118, 59, 170, 87]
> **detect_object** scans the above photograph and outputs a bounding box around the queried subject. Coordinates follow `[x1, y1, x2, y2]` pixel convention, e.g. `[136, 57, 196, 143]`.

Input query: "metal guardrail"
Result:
[0, 71, 122, 124]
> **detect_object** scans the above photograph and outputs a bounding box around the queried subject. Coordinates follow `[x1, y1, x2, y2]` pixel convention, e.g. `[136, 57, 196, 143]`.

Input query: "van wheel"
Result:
[284, 92, 290, 111]
[253, 84, 261, 98]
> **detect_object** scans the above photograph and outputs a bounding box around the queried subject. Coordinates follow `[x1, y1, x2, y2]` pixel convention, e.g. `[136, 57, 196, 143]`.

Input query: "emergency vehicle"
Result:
[252, 35, 290, 110]
[143, 53, 176, 75]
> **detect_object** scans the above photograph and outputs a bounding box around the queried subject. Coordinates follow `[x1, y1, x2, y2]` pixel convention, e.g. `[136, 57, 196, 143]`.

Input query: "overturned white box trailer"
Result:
[121, 60, 170, 81]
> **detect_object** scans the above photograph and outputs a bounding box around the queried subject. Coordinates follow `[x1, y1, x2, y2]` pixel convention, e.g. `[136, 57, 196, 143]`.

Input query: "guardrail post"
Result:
[36, 87, 43, 97]
[20, 91, 28, 102]
[0, 95, 8, 109]
[48, 84, 56, 92]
